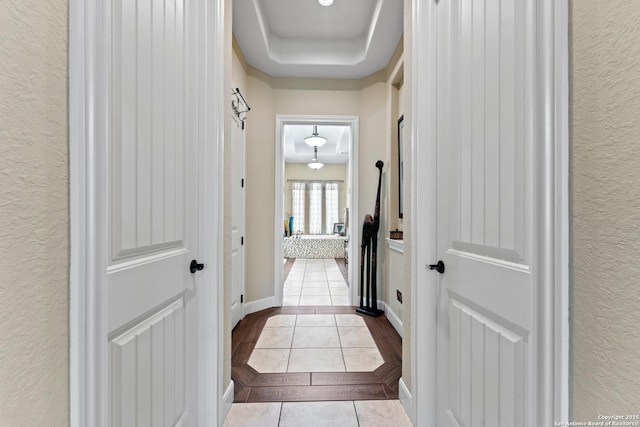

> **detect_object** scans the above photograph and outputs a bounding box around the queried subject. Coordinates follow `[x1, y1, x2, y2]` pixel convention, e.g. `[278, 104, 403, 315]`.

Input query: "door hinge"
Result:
[240, 294, 244, 303]
[242, 121, 245, 130]
[241, 236, 244, 245]
[241, 178, 244, 188]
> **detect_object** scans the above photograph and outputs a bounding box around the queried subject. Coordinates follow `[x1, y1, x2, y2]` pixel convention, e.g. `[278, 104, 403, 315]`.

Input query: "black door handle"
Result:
[428, 260, 445, 274]
[190, 259, 204, 274]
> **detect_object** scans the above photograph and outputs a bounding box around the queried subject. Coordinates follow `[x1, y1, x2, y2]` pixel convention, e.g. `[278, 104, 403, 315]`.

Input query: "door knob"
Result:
[428, 260, 445, 274]
[190, 259, 204, 274]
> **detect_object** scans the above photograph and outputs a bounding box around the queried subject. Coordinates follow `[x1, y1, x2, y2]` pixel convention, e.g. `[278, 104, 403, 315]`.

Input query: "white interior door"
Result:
[435, 1, 534, 426]
[106, 0, 199, 425]
[231, 110, 245, 328]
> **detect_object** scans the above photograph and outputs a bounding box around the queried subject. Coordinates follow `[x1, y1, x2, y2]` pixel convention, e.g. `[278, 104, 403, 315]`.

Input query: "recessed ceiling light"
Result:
[318, 0, 334, 6]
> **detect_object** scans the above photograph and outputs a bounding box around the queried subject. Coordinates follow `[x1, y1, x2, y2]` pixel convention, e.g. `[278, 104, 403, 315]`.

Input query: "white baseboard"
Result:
[220, 380, 234, 425]
[243, 296, 275, 317]
[399, 377, 414, 425]
[383, 303, 403, 338]
[375, 300, 403, 338]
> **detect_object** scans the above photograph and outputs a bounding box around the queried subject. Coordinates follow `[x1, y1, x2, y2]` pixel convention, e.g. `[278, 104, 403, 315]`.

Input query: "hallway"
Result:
[0, 0, 619, 423]
[229, 252, 410, 421]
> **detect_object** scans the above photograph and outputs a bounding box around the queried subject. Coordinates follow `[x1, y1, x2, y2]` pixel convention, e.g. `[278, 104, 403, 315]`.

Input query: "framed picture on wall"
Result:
[398, 115, 404, 219]
[333, 222, 346, 236]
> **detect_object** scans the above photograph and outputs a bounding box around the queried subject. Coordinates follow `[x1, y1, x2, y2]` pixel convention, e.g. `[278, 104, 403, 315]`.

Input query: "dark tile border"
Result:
[231, 306, 402, 403]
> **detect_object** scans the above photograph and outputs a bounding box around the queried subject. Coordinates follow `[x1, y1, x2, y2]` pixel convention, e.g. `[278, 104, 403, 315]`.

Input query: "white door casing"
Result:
[410, 0, 569, 426]
[274, 115, 359, 307]
[69, 0, 226, 425]
[231, 108, 245, 328]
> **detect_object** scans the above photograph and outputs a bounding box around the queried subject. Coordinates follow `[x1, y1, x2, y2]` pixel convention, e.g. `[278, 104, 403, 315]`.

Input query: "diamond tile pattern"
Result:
[232, 306, 403, 406]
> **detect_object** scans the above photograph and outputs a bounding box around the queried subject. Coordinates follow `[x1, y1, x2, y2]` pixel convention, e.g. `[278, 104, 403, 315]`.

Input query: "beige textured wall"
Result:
[0, 0, 69, 425]
[232, 38, 249, 96]
[244, 74, 277, 301]
[570, 0, 640, 418]
[359, 81, 391, 313]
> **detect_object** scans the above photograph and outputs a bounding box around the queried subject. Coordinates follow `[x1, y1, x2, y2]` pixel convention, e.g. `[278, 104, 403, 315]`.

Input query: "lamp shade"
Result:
[304, 125, 327, 147]
[308, 146, 324, 169]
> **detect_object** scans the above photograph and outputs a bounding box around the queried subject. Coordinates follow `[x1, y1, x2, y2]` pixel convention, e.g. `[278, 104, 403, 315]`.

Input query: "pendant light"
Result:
[308, 146, 324, 170]
[304, 125, 327, 148]
[318, 0, 334, 6]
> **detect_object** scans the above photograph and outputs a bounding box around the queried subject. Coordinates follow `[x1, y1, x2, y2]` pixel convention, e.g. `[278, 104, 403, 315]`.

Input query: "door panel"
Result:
[447, 0, 528, 262]
[447, 300, 524, 427]
[111, 301, 187, 427]
[107, 0, 197, 425]
[111, 0, 187, 259]
[436, 0, 534, 426]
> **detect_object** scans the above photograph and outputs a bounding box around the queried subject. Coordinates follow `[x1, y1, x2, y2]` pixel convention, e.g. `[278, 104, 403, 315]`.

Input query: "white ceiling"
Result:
[284, 124, 350, 164]
[234, 0, 402, 162]
[232, 0, 404, 79]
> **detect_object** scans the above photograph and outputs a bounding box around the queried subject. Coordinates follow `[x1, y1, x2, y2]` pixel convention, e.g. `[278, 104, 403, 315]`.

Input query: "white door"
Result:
[106, 0, 199, 425]
[434, 1, 534, 426]
[231, 110, 245, 328]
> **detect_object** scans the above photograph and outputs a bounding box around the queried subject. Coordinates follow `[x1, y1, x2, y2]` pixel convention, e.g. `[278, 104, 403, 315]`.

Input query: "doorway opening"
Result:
[274, 115, 360, 308]
[281, 122, 351, 308]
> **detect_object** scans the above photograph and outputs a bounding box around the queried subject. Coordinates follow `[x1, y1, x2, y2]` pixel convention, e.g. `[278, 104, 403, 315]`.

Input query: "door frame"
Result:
[68, 0, 226, 425]
[409, 0, 569, 426]
[274, 115, 360, 306]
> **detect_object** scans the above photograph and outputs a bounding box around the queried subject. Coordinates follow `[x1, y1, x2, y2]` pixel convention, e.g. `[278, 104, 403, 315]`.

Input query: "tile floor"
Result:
[247, 314, 384, 373]
[283, 259, 350, 306]
[225, 259, 414, 426]
[223, 400, 414, 427]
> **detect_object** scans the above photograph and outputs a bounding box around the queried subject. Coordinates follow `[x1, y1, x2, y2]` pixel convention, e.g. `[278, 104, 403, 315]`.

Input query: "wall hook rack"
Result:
[231, 87, 251, 123]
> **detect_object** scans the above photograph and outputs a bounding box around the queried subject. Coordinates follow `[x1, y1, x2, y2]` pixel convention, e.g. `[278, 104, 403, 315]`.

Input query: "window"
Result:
[291, 182, 306, 234]
[308, 182, 323, 234]
[325, 183, 339, 234]
[290, 181, 340, 235]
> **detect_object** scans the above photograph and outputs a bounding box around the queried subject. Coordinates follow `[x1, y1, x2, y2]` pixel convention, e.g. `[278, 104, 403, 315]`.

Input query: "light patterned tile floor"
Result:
[247, 314, 384, 374]
[283, 259, 349, 306]
[223, 400, 414, 427]
[228, 259, 412, 426]
[257, 260, 377, 375]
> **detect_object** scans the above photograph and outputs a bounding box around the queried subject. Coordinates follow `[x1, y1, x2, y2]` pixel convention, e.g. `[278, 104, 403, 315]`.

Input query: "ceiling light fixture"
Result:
[304, 125, 327, 147]
[318, 0, 334, 6]
[308, 146, 324, 170]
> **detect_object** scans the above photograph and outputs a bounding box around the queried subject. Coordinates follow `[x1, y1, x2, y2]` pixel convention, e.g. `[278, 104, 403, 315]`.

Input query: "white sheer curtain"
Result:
[308, 182, 323, 234]
[291, 182, 306, 234]
[325, 183, 339, 234]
